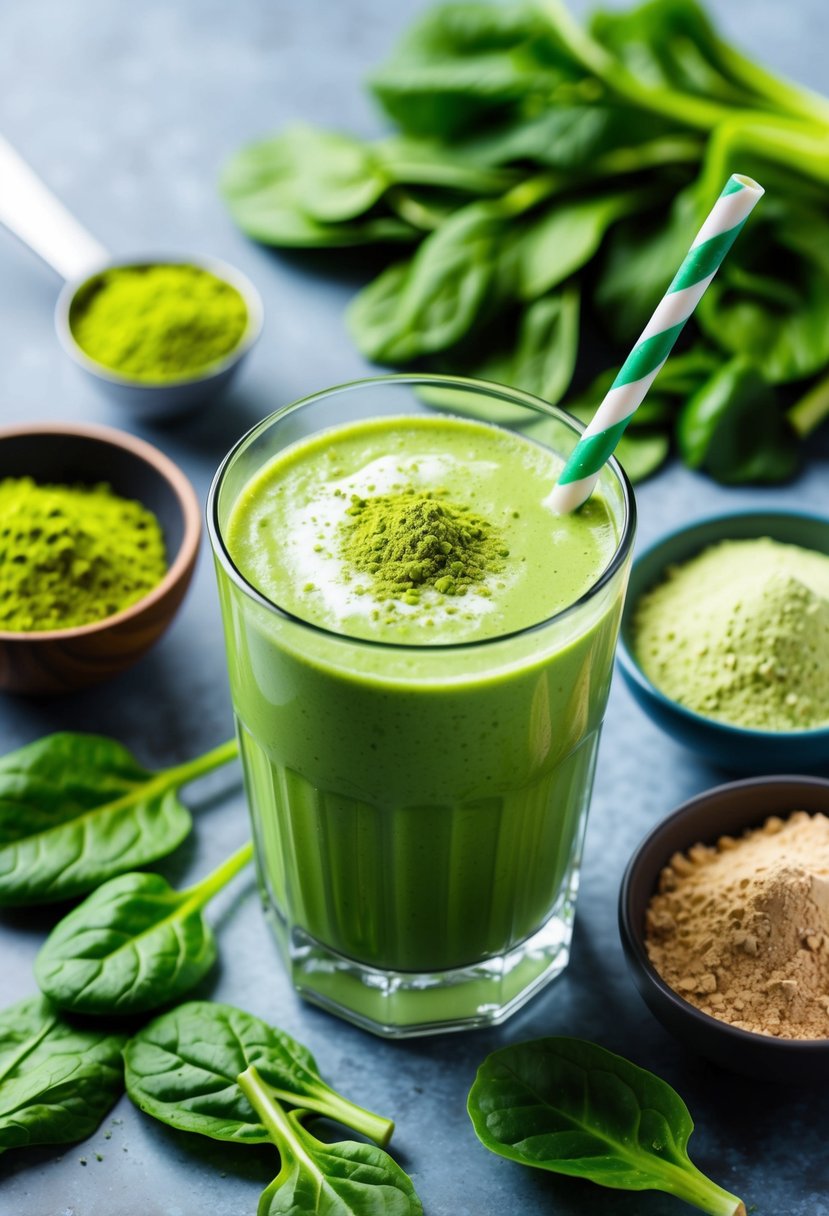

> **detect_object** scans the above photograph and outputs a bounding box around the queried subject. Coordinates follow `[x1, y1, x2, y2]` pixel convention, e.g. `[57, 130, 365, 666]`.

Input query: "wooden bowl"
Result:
[0, 422, 201, 693]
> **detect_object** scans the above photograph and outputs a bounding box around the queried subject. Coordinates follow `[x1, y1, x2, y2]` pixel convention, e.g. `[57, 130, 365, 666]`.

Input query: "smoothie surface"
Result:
[226, 414, 618, 644]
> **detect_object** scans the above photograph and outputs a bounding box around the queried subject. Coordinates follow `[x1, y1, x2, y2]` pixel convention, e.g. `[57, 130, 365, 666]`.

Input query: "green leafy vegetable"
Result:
[348, 199, 508, 361]
[239, 1065, 422, 1216]
[35, 842, 253, 1016]
[427, 285, 580, 412]
[677, 356, 798, 482]
[124, 1000, 393, 1146]
[468, 1037, 746, 1216]
[222, 0, 829, 483]
[0, 734, 237, 906]
[125, 1003, 417, 1212]
[0, 995, 126, 1153]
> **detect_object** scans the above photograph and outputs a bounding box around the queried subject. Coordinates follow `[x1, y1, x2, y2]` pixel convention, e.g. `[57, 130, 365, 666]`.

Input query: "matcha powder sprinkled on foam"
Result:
[633, 537, 829, 730]
[339, 489, 508, 605]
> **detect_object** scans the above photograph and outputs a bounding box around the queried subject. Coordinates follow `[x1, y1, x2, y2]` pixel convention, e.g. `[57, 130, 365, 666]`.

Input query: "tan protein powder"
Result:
[646, 812, 829, 1039]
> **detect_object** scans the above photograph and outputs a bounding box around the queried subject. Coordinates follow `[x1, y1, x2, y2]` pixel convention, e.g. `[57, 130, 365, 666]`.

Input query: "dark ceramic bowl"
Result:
[619, 775, 829, 1083]
[617, 510, 829, 774]
[0, 422, 201, 693]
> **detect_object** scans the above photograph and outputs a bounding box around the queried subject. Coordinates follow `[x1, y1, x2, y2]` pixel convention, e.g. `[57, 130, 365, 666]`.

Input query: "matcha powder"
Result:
[633, 537, 829, 730]
[70, 263, 248, 381]
[0, 478, 167, 632]
[339, 489, 507, 605]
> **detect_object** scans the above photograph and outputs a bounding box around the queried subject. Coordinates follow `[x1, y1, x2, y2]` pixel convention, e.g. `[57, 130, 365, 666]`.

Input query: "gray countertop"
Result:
[1, 1, 828, 1213]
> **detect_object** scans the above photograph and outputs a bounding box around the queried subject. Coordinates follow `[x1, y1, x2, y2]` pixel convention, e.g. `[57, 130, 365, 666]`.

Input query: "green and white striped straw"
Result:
[550, 174, 764, 514]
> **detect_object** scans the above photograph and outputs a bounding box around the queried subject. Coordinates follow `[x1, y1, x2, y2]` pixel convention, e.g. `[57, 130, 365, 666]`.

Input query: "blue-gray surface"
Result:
[1, 1, 828, 1213]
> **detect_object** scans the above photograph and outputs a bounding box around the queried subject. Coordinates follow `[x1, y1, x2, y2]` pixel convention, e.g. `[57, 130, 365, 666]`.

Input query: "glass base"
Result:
[262, 879, 579, 1038]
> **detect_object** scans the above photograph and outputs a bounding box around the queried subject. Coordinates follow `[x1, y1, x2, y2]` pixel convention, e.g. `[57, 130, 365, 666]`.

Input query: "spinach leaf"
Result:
[348, 200, 506, 361]
[590, 0, 766, 111]
[696, 200, 829, 383]
[368, 2, 573, 139]
[220, 126, 515, 248]
[595, 185, 700, 342]
[35, 842, 253, 1016]
[124, 1001, 393, 1147]
[427, 286, 580, 416]
[0, 734, 237, 906]
[222, 126, 391, 225]
[238, 1065, 422, 1216]
[459, 104, 675, 170]
[468, 1037, 745, 1216]
[0, 995, 126, 1153]
[516, 189, 646, 300]
[677, 356, 798, 483]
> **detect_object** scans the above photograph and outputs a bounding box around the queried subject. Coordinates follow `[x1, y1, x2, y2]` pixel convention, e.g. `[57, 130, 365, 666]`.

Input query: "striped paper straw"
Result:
[550, 174, 764, 514]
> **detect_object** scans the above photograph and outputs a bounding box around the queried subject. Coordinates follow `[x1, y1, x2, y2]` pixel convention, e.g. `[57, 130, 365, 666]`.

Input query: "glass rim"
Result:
[206, 372, 637, 652]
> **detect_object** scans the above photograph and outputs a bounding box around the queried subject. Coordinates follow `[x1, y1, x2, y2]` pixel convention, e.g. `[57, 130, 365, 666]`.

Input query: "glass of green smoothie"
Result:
[208, 375, 635, 1036]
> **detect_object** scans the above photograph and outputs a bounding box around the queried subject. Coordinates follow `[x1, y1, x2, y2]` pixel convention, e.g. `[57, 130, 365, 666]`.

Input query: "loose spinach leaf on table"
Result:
[468, 1037, 745, 1216]
[0, 733, 237, 906]
[677, 356, 798, 482]
[238, 1065, 422, 1216]
[124, 1000, 393, 1147]
[35, 843, 253, 1016]
[0, 995, 126, 1153]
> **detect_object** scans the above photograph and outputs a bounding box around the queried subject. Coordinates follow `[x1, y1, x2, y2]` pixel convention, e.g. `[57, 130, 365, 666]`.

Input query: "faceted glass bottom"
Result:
[260, 867, 580, 1038]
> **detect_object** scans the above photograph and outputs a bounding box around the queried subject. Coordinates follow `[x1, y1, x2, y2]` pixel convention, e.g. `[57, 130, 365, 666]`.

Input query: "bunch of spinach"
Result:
[125, 1001, 421, 1214]
[0, 995, 126, 1153]
[468, 1037, 745, 1215]
[0, 732, 237, 906]
[35, 842, 253, 1016]
[222, 0, 829, 484]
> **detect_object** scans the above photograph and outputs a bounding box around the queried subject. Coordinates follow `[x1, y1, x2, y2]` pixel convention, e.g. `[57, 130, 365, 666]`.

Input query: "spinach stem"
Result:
[535, 0, 732, 130]
[186, 841, 254, 909]
[268, 1083, 394, 1148]
[713, 37, 829, 127]
[162, 738, 239, 789]
[787, 369, 829, 438]
[238, 1064, 320, 1177]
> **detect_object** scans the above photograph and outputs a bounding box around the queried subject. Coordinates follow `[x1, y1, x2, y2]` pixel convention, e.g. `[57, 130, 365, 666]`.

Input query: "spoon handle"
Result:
[0, 136, 109, 281]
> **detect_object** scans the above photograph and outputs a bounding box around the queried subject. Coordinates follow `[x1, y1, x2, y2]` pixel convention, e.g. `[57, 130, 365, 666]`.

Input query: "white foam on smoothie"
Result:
[272, 451, 512, 636]
[229, 413, 619, 645]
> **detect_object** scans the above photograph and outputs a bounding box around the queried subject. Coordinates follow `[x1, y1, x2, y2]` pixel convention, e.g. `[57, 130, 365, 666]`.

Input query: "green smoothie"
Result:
[228, 414, 615, 644]
[213, 404, 632, 1031]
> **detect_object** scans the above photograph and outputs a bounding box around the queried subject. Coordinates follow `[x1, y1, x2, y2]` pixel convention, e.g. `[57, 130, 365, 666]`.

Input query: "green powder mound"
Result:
[339, 488, 508, 605]
[70, 263, 248, 381]
[633, 537, 829, 731]
[0, 478, 167, 632]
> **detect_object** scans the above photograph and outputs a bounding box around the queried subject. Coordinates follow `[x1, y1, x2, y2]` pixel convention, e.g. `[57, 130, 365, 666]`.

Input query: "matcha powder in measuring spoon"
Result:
[70, 263, 247, 381]
[340, 489, 508, 605]
[633, 537, 829, 730]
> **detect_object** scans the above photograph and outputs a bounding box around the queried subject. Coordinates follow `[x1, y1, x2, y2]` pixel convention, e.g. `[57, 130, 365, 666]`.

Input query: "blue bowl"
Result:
[617, 509, 829, 774]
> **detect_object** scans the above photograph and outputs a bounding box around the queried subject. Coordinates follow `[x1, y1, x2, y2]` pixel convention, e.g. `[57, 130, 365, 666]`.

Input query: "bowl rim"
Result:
[618, 507, 829, 741]
[0, 420, 202, 640]
[619, 773, 829, 1054]
[54, 252, 264, 390]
